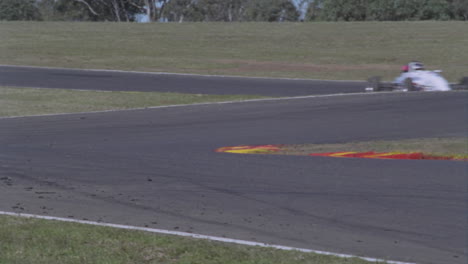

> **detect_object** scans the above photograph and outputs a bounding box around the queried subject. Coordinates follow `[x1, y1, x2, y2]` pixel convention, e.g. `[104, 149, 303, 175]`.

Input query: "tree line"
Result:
[309, 0, 468, 21]
[1, 0, 466, 22]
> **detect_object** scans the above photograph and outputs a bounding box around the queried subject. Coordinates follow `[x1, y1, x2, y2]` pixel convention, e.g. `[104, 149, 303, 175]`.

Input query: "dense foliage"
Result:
[1, 0, 466, 22]
[313, 0, 468, 21]
[0, 0, 41, 20]
[161, 0, 301, 22]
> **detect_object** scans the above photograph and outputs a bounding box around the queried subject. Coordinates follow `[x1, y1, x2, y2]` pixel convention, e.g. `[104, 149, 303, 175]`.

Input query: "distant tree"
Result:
[417, 0, 451, 20]
[316, 0, 459, 21]
[162, 0, 298, 22]
[36, 0, 56, 21]
[0, 0, 41, 20]
[196, 0, 224, 21]
[12, 0, 464, 22]
[48, 0, 146, 22]
[295, 0, 313, 20]
[304, 0, 323, 21]
[163, 0, 243, 22]
[392, 0, 451, 20]
[393, 0, 422, 20]
[320, 0, 367, 21]
[51, 0, 95, 21]
[140, 0, 171, 22]
[448, 0, 468, 20]
[196, 0, 246, 21]
[244, 0, 299, 22]
[366, 0, 398, 21]
[162, 0, 203, 22]
[223, 0, 248, 21]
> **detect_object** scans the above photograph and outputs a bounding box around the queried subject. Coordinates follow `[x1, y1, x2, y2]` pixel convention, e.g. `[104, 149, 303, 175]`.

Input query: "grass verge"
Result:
[0, 215, 381, 264]
[0, 86, 266, 117]
[1, 21, 467, 81]
[276, 138, 468, 159]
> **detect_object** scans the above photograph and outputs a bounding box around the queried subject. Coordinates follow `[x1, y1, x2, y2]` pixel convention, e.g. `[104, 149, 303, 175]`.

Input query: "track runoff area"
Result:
[0, 211, 415, 264]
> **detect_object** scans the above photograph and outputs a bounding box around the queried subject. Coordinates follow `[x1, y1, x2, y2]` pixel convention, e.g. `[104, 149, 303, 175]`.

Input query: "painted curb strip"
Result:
[215, 145, 281, 154]
[309, 151, 467, 161]
[216, 146, 466, 161]
[0, 211, 416, 264]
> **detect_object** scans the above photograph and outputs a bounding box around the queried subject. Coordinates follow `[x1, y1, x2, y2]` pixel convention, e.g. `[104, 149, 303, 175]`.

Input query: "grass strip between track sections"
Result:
[0, 86, 267, 117]
[0, 215, 388, 264]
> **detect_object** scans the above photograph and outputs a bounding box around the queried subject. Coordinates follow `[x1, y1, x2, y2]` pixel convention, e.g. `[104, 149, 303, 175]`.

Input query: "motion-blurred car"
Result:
[366, 62, 468, 92]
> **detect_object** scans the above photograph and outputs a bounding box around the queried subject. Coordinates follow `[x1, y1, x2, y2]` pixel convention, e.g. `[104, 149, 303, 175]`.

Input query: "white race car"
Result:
[366, 62, 467, 92]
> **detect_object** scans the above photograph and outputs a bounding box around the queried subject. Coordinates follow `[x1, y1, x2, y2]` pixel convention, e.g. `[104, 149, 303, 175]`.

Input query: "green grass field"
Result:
[0, 86, 266, 117]
[0, 215, 380, 264]
[1, 21, 467, 81]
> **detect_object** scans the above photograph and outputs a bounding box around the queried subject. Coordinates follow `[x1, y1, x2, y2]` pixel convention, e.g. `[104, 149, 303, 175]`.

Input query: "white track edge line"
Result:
[0, 64, 364, 82]
[0, 211, 416, 264]
[0, 91, 395, 120]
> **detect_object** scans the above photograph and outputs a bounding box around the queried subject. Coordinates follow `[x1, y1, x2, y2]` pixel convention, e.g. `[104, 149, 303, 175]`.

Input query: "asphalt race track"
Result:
[1, 66, 467, 264]
[0, 65, 366, 96]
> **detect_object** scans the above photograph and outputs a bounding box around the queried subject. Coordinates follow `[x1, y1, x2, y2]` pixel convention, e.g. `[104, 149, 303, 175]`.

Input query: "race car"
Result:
[365, 62, 468, 92]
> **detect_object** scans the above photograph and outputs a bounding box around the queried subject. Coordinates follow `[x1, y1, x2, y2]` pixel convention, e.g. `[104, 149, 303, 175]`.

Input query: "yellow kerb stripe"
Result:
[329, 152, 356, 157]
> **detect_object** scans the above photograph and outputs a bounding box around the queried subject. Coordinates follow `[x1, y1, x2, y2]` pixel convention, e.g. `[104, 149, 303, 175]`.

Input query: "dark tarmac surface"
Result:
[0, 66, 467, 264]
[0, 65, 366, 96]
